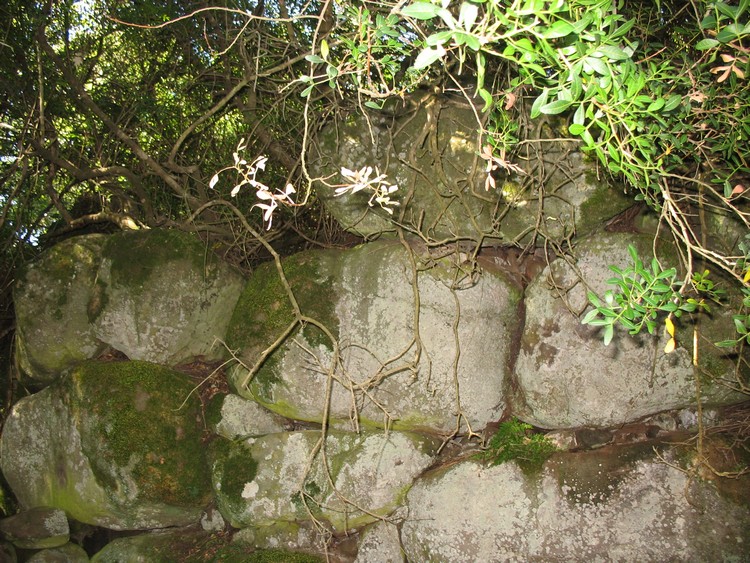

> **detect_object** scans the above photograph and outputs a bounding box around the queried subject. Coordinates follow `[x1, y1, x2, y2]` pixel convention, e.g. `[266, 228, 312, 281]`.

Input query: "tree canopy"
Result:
[1, 0, 749, 353]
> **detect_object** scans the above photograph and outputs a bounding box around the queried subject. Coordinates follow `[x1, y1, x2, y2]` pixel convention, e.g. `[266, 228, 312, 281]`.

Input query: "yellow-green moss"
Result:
[101, 229, 211, 293]
[226, 251, 339, 356]
[71, 360, 211, 507]
[209, 438, 258, 518]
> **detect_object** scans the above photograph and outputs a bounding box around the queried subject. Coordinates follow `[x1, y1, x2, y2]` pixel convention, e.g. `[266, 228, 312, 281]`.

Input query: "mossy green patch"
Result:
[205, 394, 227, 431]
[475, 419, 557, 475]
[209, 437, 258, 518]
[226, 251, 339, 355]
[231, 548, 324, 563]
[101, 229, 211, 294]
[71, 360, 212, 507]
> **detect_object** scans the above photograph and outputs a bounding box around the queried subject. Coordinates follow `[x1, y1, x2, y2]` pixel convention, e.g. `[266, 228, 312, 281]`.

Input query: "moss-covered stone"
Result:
[89, 528, 305, 563]
[72, 361, 211, 508]
[101, 229, 211, 294]
[209, 429, 437, 532]
[225, 249, 341, 404]
[0, 360, 213, 530]
[310, 96, 631, 245]
[13, 235, 107, 383]
[225, 251, 339, 355]
[228, 241, 521, 434]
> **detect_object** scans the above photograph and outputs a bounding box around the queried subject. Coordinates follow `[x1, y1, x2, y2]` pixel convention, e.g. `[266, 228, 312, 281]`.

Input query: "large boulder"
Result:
[14, 229, 245, 384]
[210, 429, 438, 532]
[13, 235, 108, 383]
[0, 361, 212, 530]
[90, 528, 325, 563]
[310, 97, 632, 244]
[400, 444, 750, 562]
[0, 507, 69, 550]
[226, 240, 522, 433]
[511, 231, 747, 428]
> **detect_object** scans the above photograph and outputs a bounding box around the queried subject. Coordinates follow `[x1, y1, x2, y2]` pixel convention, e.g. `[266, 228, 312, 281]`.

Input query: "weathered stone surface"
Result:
[232, 522, 323, 555]
[0, 361, 212, 530]
[208, 393, 286, 440]
[401, 445, 750, 562]
[89, 529, 320, 563]
[14, 235, 107, 384]
[14, 230, 244, 384]
[227, 241, 521, 433]
[310, 98, 631, 244]
[355, 520, 406, 563]
[93, 230, 244, 366]
[26, 542, 89, 563]
[512, 231, 746, 428]
[0, 507, 69, 550]
[210, 430, 437, 532]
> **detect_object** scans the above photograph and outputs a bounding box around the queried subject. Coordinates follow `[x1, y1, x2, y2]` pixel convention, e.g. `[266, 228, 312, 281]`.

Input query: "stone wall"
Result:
[1, 227, 748, 561]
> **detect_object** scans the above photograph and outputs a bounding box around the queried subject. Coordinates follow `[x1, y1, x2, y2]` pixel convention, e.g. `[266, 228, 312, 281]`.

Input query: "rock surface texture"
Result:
[2, 175, 749, 559]
[401, 446, 750, 562]
[14, 229, 244, 384]
[311, 98, 632, 243]
[513, 231, 747, 428]
[227, 240, 522, 433]
[0, 361, 212, 530]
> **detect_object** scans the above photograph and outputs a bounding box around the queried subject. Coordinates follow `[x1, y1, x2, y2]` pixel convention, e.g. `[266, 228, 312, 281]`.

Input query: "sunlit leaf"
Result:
[540, 99, 573, 115]
[413, 44, 447, 69]
[401, 2, 443, 20]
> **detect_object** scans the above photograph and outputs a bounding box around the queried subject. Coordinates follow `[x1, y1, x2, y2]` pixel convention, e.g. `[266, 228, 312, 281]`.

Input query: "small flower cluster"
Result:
[210, 139, 295, 229]
[336, 166, 399, 214]
[478, 144, 524, 191]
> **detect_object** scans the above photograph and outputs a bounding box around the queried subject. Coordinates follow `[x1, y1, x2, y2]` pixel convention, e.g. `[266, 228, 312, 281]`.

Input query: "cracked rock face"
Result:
[227, 240, 522, 434]
[512, 231, 747, 429]
[401, 444, 750, 562]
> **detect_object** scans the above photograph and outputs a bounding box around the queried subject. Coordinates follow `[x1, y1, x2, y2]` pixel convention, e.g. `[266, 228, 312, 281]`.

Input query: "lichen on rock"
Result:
[0, 360, 212, 530]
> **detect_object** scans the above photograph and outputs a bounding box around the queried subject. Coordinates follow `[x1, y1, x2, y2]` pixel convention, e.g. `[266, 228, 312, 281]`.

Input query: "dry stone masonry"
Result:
[2, 98, 749, 560]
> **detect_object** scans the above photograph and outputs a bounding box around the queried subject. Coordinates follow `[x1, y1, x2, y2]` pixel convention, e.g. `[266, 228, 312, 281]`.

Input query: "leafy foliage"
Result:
[581, 245, 717, 346]
[476, 419, 557, 472]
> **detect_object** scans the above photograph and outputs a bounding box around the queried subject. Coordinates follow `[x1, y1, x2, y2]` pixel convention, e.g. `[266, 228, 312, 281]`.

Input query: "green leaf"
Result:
[364, 101, 384, 110]
[305, 55, 325, 64]
[458, 1, 479, 31]
[663, 95, 682, 112]
[453, 31, 481, 50]
[715, 340, 738, 348]
[627, 244, 639, 263]
[695, 38, 720, 50]
[569, 123, 586, 135]
[581, 308, 600, 324]
[530, 89, 549, 119]
[647, 98, 665, 112]
[426, 30, 455, 46]
[413, 45, 446, 69]
[543, 20, 575, 38]
[583, 56, 608, 75]
[734, 317, 748, 334]
[595, 45, 630, 61]
[540, 99, 573, 115]
[401, 2, 443, 20]
[478, 87, 494, 113]
[587, 291, 602, 307]
[572, 103, 585, 126]
[603, 323, 614, 345]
